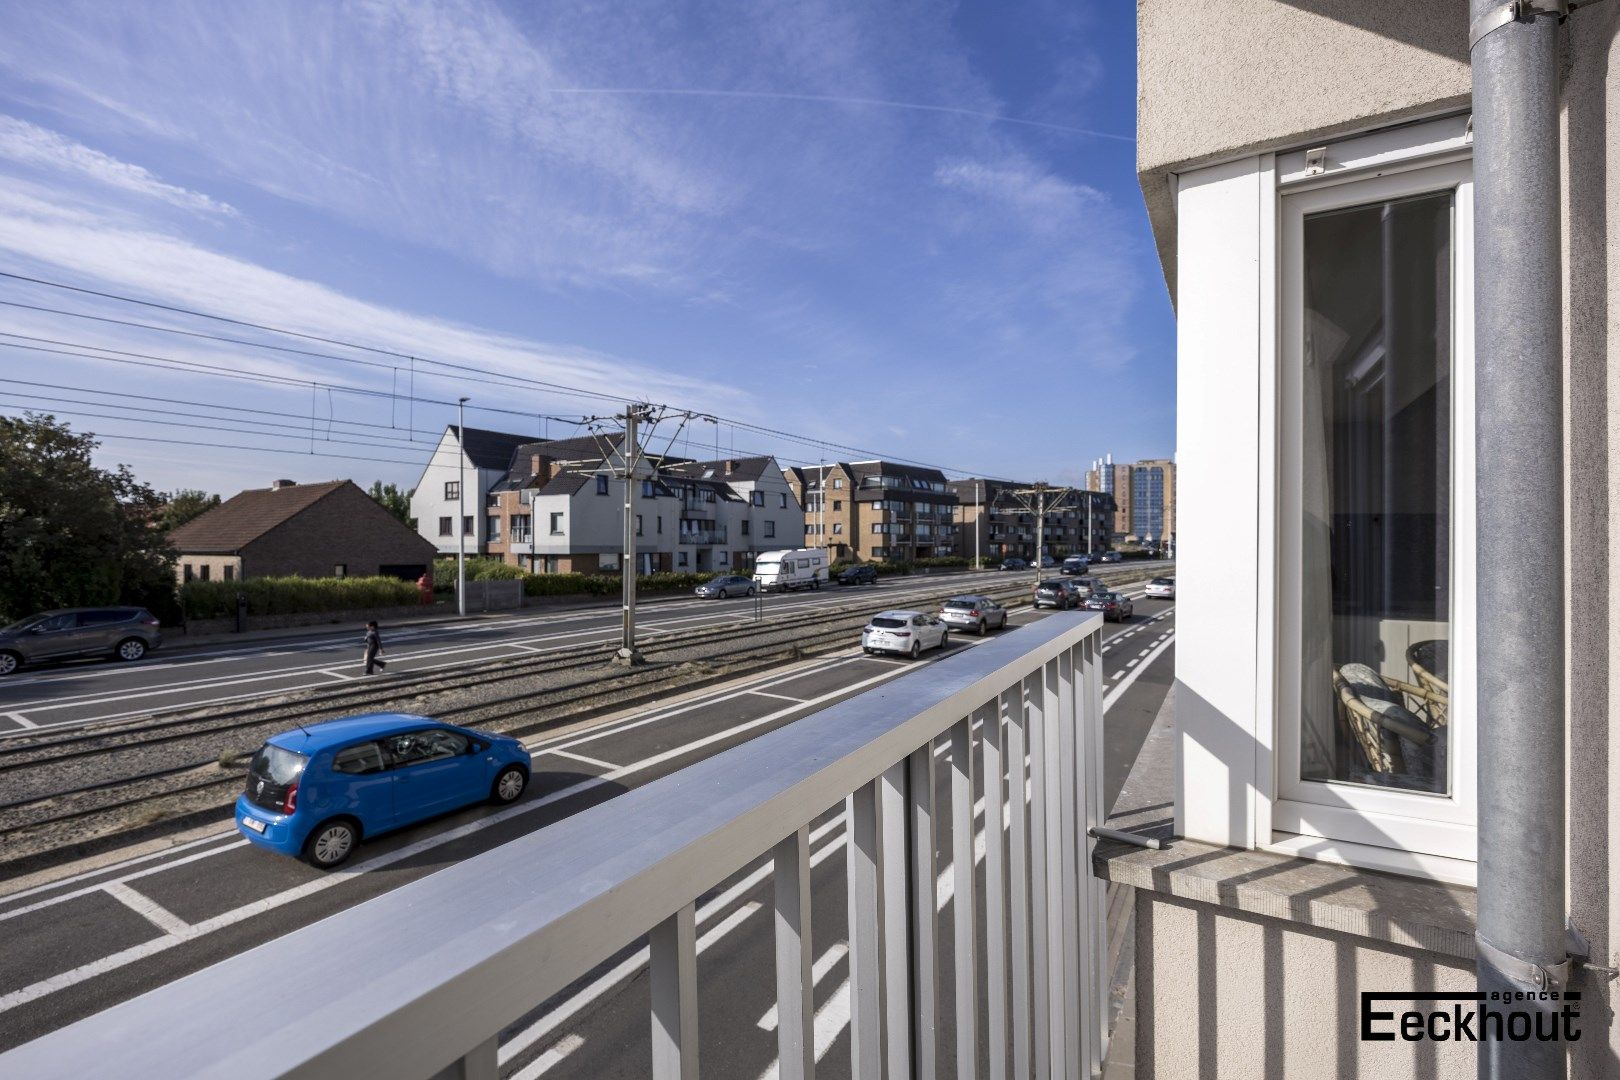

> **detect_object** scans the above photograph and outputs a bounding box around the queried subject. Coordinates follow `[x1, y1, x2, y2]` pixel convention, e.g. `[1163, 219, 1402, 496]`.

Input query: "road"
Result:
[0, 588, 1176, 1070]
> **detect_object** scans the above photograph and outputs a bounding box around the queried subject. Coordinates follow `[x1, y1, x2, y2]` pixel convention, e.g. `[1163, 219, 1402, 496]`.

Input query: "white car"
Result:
[1145, 577, 1176, 599]
[862, 610, 949, 659]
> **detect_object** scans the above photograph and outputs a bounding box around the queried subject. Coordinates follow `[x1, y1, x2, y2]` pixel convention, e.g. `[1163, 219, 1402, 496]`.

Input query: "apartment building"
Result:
[478, 442, 803, 576]
[786, 460, 958, 562]
[1085, 453, 1176, 548]
[949, 479, 1115, 563]
[410, 425, 537, 556]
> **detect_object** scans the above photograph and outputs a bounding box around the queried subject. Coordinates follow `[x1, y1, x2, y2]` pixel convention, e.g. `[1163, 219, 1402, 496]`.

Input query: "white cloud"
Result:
[0, 115, 234, 217]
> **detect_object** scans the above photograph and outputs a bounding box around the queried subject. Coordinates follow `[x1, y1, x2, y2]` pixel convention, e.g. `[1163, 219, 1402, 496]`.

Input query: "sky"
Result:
[0, 0, 1172, 496]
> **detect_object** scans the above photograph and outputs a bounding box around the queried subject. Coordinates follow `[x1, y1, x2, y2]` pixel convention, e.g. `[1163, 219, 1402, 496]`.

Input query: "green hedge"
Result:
[181, 576, 420, 620]
[521, 571, 722, 598]
[433, 556, 525, 587]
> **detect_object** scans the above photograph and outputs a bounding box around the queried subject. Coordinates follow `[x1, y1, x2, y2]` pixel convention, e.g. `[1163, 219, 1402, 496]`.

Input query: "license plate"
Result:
[242, 817, 266, 834]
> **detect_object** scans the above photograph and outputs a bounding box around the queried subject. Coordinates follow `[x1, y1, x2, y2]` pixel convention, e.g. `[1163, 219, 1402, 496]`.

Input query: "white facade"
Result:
[409, 427, 514, 557]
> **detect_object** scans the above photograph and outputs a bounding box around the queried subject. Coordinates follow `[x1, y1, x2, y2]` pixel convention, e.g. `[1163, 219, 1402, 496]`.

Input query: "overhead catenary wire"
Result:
[0, 272, 1020, 482]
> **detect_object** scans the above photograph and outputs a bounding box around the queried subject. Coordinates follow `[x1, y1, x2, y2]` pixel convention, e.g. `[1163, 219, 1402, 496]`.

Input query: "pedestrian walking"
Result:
[363, 620, 387, 675]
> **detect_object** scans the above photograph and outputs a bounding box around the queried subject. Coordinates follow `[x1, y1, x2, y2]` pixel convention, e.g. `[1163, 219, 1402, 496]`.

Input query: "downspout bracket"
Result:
[1475, 933, 1573, 991]
[1469, 0, 1570, 50]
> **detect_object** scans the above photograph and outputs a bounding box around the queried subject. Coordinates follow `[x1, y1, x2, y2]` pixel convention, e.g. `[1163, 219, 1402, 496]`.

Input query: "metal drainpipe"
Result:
[1469, 2, 1569, 1077]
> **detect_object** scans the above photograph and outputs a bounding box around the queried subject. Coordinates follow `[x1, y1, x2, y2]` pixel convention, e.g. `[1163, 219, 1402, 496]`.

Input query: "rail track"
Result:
[0, 566, 1165, 858]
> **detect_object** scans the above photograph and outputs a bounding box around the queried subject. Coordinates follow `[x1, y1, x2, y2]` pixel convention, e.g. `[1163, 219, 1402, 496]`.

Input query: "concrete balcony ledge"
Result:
[1090, 688, 1478, 962]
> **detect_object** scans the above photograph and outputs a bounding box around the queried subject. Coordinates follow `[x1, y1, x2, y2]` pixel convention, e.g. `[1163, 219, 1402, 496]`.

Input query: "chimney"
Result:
[270, 479, 297, 491]
[725, 459, 740, 474]
[530, 454, 552, 483]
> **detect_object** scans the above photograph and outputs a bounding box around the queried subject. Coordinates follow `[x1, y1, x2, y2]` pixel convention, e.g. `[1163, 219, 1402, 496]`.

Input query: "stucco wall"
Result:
[1136, 893, 1477, 1079]
[1136, 0, 1471, 295]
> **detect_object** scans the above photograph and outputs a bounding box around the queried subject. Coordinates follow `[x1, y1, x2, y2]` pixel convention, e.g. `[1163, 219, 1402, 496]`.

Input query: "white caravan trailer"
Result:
[752, 548, 828, 592]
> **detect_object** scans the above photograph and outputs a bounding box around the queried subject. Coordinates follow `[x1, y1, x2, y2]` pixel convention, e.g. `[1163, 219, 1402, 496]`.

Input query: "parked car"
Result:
[694, 574, 756, 599]
[1099, 551, 1123, 563]
[1061, 555, 1091, 575]
[999, 557, 1028, 571]
[861, 610, 949, 659]
[1069, 575, 1107, 597]
[1038, 554, 1058, 568]
[1085, 591, 1135, 622]
[1145, 577, 1176, 599]
[236, 713, 531, 868]
[0, 607, 162, 675]
[938, 595, 1009, 635]
[838, 565, 879, 586]
[1032, 579, 1083, 610]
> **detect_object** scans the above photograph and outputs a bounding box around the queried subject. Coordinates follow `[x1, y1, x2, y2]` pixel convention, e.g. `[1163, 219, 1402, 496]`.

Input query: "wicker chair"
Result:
[1332, 663, 1439, 775]
[1405, 640, 1450, 726]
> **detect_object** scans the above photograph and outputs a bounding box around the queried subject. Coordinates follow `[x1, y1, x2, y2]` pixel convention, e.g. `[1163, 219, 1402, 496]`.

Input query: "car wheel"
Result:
[977, 619, 987, 636]
[910, 641, 921, 660]
[0, 651, 19, 676]
[303, 818, 359, 869]
[115, 638, 147, 662]
[939, 630, 949, 650]
[748, 586, 757, 597]
[490, 765, 528, 805]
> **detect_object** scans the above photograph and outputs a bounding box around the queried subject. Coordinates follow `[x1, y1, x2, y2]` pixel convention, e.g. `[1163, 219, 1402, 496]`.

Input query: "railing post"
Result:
[982, 696, 1012, 1080]
[1007, 676, 1035, 1080]
[650, 903, 699, 1080]
[773, 828, 814, 1080]
[949, 716, 979, 1078]
[1027, 669, 1051, 1080]
[908, 745, 940, 1079]
[1041, 657, 1065, 1075]
[1057, 649, 1082, 1080]
[1079, 631, 1108, 1068]
[847, 781, 884, 1079]
[880, 762, 913, 1079]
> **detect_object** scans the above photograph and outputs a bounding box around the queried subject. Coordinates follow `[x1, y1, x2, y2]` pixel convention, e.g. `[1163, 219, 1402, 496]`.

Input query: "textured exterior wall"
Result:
[241, 484, 438, 579]
[1136, 893, 1476, 1079]
[1136, 0, 1471, 294]
[175, 554, 242, 584]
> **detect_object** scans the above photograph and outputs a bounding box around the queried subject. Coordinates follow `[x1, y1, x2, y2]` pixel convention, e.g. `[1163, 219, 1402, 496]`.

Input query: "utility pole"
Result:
[457, 396, 469, 617]
[1086, 490, 1094, 557]
[616, 404, 648, 666]
[974, 480, 981, 570]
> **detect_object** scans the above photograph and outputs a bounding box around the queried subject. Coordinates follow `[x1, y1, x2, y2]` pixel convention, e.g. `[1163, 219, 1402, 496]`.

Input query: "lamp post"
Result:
[456, 396, 469, 618]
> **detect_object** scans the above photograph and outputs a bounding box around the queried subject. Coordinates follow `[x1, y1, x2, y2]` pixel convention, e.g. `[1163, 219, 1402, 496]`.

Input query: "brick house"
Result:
[167, 479, 439, 584]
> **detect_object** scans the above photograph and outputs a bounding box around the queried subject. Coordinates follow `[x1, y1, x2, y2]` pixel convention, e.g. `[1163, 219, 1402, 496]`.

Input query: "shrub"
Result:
[433, 556, 522, 588]
[520, 571, 723, 598]
[913, 556, 970, 569]
[181, 576, 419, 620]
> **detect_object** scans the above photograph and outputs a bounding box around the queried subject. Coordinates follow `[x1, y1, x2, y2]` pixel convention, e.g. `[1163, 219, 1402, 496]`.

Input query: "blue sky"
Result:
[0, 0, 1171, 495]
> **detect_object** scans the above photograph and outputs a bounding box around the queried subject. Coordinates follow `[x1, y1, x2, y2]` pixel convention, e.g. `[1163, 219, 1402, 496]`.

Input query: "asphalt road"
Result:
[0, 590, 1176, 1070]
[0, 564, 1171, 735]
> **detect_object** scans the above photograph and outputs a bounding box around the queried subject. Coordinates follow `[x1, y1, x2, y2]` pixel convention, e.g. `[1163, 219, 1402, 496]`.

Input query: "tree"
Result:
[367, 481, 415, 528]
[0, 414, 178, 622]
[159, 489, 221, 532]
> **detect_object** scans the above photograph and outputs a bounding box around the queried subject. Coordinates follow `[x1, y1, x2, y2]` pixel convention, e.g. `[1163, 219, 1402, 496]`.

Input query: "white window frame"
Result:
[1174, 113, 1477, 884]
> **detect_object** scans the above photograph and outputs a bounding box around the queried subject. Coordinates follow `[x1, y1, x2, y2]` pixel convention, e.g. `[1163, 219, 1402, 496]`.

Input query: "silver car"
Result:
[937, 595, 1009, 636]
[0, 607, 163, 675]
[693, 575, 757, 599]
[862, 610, 949, 659]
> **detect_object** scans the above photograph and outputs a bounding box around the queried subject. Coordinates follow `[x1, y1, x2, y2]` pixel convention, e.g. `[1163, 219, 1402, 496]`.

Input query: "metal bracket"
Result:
[1470, 0, 1570, 51]
[1089, 826, 1167, 850]
[1567, 923, 1620, 981]
[1475, 932, 1573, 991]
[1303, 146, 1327, 176]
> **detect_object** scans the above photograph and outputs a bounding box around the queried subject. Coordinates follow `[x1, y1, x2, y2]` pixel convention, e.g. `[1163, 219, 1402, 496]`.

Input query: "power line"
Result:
[0, 272, 1017, 481]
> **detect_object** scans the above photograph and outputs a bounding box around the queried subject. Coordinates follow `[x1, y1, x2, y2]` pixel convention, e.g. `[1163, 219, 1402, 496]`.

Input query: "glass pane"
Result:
[1299, 191, 1452, 795]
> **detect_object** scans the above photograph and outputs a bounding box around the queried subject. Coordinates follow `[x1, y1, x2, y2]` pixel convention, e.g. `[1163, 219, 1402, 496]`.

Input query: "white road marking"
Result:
[757, 943, 848, 1031]
[510, 1033, 584, 1080]
[319, 670, 355, 681]
[545, 748, 618, 771]
[1103, 632, 1176, 711]
[103, 882, 190, 937]
[748, 689, 807, 704]
[757, 979, 851, 1080]
[1, 712, 36, 729]
[0, 841, 251, 924]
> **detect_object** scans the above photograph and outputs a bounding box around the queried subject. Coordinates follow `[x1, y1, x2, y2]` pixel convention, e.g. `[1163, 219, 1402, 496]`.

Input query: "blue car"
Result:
[235, 713, 531, 868]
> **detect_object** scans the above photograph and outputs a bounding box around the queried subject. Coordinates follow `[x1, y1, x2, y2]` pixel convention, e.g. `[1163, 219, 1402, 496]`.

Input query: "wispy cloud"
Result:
[0, 115, 234, 217]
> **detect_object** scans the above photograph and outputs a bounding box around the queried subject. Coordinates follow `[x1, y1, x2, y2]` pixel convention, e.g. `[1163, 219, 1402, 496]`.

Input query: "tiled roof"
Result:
[167, 480, 349, 553]
[451, 426, 539, 470]
[664, 456, 778, 482]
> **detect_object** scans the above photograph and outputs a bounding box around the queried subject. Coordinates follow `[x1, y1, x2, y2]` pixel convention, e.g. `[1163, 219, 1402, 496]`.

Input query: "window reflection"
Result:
[1300, 191, 1452, 794]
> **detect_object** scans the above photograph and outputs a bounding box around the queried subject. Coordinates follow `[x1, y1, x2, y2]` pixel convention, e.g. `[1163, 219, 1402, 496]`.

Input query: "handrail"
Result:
[0, 611, 1108, 1080]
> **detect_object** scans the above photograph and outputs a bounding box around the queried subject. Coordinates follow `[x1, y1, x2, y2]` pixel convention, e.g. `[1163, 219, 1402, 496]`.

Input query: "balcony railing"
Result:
[679, 526, 727, 545]
[0, 613, 1109, 1080]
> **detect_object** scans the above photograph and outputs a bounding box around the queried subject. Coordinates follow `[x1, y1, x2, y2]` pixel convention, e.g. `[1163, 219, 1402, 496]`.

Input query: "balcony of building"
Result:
[679, 523, 728, 546]
[13, 613, 1112, 1079]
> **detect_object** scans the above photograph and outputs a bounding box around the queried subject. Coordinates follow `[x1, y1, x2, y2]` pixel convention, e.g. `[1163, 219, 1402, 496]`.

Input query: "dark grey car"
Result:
[693, 575, 756, 599]
[0, 607, 162, 675]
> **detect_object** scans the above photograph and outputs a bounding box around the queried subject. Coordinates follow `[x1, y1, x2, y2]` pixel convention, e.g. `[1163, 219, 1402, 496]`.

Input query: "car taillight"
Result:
[895, 631, 911, 637]
[143, 618, 160, 627]
[970, 610, 981, 617]
[283, 783, 298, 814]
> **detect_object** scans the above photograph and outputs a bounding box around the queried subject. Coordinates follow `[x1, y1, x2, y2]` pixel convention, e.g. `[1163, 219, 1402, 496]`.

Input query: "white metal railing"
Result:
[0, 612, 1108, 1079]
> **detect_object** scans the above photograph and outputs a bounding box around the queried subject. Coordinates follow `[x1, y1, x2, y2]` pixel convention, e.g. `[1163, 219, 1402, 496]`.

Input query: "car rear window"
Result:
[1152, 578, 1172, 585]
[249, 744, 308, 785]
[943, 600, 976, 610]
[871, 617, 907, 628]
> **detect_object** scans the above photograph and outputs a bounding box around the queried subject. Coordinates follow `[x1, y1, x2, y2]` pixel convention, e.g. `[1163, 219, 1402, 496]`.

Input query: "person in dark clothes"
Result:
[363, 620, 387, 675]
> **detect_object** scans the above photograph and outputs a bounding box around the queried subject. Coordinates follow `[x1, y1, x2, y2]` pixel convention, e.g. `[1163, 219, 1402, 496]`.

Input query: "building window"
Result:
[333, 564, 347, 578]
[463, 516, 474, 537]
[636, 514, 644, 536]
[444, 481, 460, 501]
[741, 520, 750, 536]
[833, 523, 843, 535]
[764, 521, 775, 538]
[199, 565, 210, 582]
[778, 492, 788, 508]
[597, 475, 610, 495]
[751, 491, 765, 506]
[657, 515, 663, 534]
[183, 564, 193, 583]
[833, 478, 844, 489]
[550, 512, 564, 535]
[833, 500, 842, 511]
[223, 566, 234, 582]
[719, 551, 728, 564]
[642, 479, 655, 497]
[543, 556, 559, 574]
[677, 552, 688, 567]
[486, 517, 501, 542]
[439, 517, 453, 537]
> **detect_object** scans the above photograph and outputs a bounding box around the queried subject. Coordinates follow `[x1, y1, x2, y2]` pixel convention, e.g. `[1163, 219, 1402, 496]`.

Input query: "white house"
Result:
[408, 425, 536, 557]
